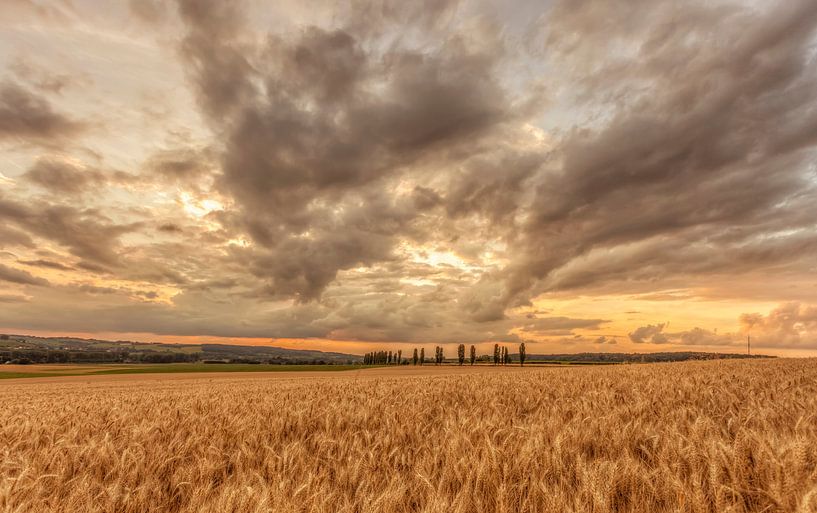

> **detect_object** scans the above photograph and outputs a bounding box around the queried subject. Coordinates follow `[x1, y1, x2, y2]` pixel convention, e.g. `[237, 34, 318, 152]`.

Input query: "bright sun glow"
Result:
[180, 192, 224, 218]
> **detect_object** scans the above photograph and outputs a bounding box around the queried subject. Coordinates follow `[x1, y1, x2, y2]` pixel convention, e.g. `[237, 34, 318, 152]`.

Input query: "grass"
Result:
[0, 363, 367, 379]
[1, 359, 816, 512]
[0, 372, 56, 379]
[91, 363, 366, 375]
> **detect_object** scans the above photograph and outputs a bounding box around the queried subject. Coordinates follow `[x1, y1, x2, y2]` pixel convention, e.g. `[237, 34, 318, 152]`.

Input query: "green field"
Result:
[0, 363, 368, 380]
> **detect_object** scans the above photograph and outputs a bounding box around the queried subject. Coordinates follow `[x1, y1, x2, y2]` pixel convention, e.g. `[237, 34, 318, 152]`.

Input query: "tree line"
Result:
[0, 349, 199, 365]
[363, 342, 527, 366]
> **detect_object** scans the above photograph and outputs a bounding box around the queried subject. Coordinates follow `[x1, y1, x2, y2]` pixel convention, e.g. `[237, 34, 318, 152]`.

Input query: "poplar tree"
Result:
[457, 344, 465, 365]
[493, 344, 500, 365]
[519, 342, 526, 367]
[420, 348, 425, 365]
[470, 345, 476, 365]
[413, 348, 418, 365]
[397, 350, 402, 365]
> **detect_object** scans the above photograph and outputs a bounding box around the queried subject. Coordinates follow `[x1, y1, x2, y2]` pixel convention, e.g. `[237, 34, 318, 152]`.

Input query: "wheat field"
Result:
[1, 359, 816, 513]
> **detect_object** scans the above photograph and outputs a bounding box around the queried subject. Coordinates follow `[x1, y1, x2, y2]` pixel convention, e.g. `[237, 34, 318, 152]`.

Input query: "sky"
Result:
[1, 0, 817, 356]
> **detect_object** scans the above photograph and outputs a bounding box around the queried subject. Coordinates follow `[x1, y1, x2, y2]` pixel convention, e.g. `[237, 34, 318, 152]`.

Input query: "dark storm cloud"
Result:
[0, 81, 83, 143]
[499, 0, 817, 308]
[175, 0, 527, 301]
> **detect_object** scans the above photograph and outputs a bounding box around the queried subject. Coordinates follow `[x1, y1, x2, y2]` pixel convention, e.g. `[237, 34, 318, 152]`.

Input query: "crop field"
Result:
[0, 363, 366, 380]
[1, 359, 816, 512]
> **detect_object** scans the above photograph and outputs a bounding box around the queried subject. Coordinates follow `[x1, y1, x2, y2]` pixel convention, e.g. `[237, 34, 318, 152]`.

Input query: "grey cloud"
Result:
[629, 323, 738, 348]
[0, 263, 49, 286]
[157, 223, 183, 233]
[502, 0, 817, 309]
[629, 323, 668, 344]
[0, 225, 34, 248]
[143, 147, 216, 185]
[593, 336, 617, 345]
[18, 259, 73, 271]
[23, 158, 108, 195]
[75, 283, 120, 295]
[0, 195, 138, 267]
[176, 0, 526, 301]
[0, 81, 84, 143]
[0, 294, 29, 303]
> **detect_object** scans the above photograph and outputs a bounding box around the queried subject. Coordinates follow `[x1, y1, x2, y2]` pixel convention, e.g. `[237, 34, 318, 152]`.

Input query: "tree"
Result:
[420, 348, 425, 365]
[413, 348, 418, 365]
[493, 344, 500, 366]
[457, 344, 465, 365]
[470, 345, 476, 366]
[387, 351, 392, 364]
[519, 342, 526, 367]
[397, 349, 402, 365]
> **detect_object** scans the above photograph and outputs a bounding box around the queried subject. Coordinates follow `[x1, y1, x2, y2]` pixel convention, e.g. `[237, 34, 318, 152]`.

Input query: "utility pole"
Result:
[748, 335, 750, 356]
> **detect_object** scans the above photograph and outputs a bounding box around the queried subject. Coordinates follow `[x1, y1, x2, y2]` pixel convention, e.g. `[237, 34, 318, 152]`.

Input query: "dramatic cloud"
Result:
[0, 0, 816, 354]
[499, 0, 817, 308]
[174, 0, 535, 302]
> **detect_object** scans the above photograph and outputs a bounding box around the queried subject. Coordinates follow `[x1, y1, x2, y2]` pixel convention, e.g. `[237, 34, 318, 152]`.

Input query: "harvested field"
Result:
[1, 359, 816, 512]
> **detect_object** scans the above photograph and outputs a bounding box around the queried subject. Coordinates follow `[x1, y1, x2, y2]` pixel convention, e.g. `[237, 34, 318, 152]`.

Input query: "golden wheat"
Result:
[1, 359, 816, 512]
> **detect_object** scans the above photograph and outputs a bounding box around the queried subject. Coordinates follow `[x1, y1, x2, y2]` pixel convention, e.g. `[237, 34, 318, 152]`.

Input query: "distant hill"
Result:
[1, 333, 774, 365]
[0, 334, 361, 364]
[523, 351, 771, 364]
